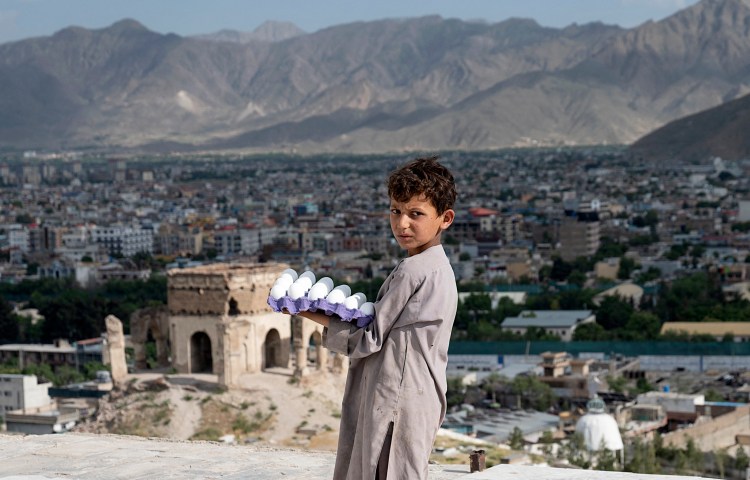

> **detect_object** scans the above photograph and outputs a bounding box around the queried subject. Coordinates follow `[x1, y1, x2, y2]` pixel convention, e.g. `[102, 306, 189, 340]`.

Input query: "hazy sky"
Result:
[0, 0, 701, 45]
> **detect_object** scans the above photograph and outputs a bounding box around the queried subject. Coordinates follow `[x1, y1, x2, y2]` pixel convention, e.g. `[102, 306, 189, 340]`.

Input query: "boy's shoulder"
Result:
[399, 245, 452, 279]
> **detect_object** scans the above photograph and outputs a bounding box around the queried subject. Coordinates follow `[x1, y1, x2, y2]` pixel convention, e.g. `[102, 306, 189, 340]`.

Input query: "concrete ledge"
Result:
[464, 465, 708, 479]
[0, 433, 467, 479]
[0, 433, 709, 480]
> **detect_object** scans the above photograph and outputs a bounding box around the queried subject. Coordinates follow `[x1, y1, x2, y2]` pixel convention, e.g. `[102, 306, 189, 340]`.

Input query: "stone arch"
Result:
[308, 330, 327, 370]
[190, 331, 213, 373]
[130, 306, 170, 370]
[263, 328, 283, 369]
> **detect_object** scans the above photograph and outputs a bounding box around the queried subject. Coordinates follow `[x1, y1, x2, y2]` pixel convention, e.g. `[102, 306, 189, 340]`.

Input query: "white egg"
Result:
[334, 284, 351, 297]
[308, 282, 331, 301]
[360, 302, 375, 316]
[288, 282, 308, 300]
[343, 295, 360, 310]
[274, 277, 293, 289]
[299, 270, 316, 284]
[277, 273, 295, 285]
[353, 292, 367, 305]
[325, 288, 346, 304]
[318, 277, 334, 291]
[294, 277, 313, 290]
[281, 268, 298, 281]
[270, 284, 288, 300]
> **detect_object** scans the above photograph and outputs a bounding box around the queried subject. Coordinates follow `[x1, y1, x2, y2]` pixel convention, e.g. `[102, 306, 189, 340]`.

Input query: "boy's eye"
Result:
[390, 209, 399, 215]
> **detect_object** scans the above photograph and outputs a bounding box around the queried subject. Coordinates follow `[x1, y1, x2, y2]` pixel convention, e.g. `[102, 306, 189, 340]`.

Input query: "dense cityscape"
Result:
[3, 146, 750, 477]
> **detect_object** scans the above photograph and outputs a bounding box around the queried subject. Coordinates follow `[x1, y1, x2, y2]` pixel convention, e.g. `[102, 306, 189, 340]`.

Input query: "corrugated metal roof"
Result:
[502, 310, 593, 328]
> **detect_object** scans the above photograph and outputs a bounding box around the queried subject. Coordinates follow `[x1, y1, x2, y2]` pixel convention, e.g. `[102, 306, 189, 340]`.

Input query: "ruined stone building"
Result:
[128, 263, 343, 388]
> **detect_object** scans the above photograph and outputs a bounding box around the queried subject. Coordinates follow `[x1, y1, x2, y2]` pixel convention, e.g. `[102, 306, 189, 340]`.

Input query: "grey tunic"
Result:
[323, 244, 457, 480]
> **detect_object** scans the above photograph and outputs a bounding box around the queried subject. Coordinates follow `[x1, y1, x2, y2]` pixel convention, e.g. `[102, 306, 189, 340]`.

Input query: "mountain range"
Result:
[1, 0, 749, 155]
[630, 90, 750, 161]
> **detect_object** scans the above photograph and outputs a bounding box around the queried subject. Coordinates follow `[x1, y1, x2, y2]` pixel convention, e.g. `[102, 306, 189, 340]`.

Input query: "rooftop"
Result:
[502, 310, 593, 328]
[0, 433, 710, 480]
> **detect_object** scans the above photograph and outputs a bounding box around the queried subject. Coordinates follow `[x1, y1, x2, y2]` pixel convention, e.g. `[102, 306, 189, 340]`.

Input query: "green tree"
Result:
[685, 438, 703, 472]
[562, 432, 590, 469]
[446, 376, 466, 409]
[540, 431, 555, 457]
[511, 375, 554, 410]
[715, 449, 728, 479]
[573, 322, 610, 341]
[595, 295, 634, 331]
[508, 426, 525, 450]
[606, 375, 628, 394]
[0, 296, 20, 343]
[735, 445, 749, 472]
[595, 441, 617, 471]
[617, 257, 638, 280]
[55, 365, 85, 386]
[622, 312, 661, 340]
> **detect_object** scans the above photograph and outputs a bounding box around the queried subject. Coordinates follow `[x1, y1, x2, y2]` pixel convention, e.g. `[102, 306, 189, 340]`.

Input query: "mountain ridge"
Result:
[0, 0, 749, 154]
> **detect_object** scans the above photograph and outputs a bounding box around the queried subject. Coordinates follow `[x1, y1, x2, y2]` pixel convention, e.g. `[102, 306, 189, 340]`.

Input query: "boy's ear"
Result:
[440, 209, 455, 230]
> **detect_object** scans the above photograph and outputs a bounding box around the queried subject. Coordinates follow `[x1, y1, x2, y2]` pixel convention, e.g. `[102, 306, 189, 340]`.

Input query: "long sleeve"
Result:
[323, 265, 420, 358]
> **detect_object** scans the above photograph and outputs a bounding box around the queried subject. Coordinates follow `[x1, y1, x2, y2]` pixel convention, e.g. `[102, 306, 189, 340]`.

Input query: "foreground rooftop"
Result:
[0, 433, 709, 480]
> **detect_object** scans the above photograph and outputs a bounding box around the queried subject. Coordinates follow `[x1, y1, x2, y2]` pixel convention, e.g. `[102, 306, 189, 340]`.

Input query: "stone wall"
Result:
[167, 263, 297, 387]
[663, 405, 750, 451]
[167, 263, 281, 316]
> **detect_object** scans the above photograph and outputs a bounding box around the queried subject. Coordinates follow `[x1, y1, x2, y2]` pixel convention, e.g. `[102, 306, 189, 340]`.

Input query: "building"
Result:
[575, 397, 624, 453]
[91, 225, 153, 258]
[501, 310, 595, 341]
[155, 224, 203, 257]
[0, 374, 52, 418]
[635, 391, 704, 430]
[558, 218, 600, 261]
[213, 227, 242, 256]
[165, 263, 336, 387]
[660, 322, 750, 342]
[0, 340, 102, 371]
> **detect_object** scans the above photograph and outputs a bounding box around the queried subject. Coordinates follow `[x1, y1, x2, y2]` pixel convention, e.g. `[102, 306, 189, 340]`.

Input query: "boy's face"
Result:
[390, 194, 455, 257]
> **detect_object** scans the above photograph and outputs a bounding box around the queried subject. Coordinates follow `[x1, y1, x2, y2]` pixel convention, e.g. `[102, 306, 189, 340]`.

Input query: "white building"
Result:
[92, 225, 153, 257]
[0, 374, 52, 419]
[501, 310, 595, 341]
[8, 226, 30, 253]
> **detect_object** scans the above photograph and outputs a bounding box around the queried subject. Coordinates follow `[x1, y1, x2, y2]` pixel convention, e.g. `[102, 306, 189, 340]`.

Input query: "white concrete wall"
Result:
[638, 355, 750, 372]
[0, 375, 50, 418]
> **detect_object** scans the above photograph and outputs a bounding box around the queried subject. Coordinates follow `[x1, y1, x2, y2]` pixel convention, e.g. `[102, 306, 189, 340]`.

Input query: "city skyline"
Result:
[0, 0, 701, 45]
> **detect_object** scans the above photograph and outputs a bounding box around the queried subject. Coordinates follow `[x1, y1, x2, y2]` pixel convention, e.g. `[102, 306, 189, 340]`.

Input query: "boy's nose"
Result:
[398, 215, 410, 229]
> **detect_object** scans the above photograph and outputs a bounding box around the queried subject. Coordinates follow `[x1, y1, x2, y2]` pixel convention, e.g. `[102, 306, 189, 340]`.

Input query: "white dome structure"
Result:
[575, 397, 624, 451]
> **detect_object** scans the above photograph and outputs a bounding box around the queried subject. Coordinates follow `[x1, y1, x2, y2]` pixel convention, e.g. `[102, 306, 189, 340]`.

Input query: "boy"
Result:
[295, 156, 457, 479]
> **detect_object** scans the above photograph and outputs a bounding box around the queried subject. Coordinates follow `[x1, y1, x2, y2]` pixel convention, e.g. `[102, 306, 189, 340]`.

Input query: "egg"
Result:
[343, 295, 361, 310]
[294, 277, 313, 291]
[318, 277, 334, 291]
[335, 284, 351, 297]
[288, 282, 308, 300]
[325, 288, 346, 304]
[353, 292, 367, 305]
[360, 302, 375, 316]
[274, 277, 293, 289]
[270, 284, 288, 300]
[299, 270, 316, 284]
[308, 282, 330, 301]
[281, 268, 299, 282]
[277, 273, 295, 285]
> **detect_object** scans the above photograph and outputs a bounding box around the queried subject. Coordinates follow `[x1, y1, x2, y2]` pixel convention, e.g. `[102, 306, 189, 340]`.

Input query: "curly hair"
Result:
[387, 156, 457, 214]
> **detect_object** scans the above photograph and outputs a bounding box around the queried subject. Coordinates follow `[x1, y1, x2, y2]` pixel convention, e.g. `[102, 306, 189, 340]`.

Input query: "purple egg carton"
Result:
[267, 295, 374, 328]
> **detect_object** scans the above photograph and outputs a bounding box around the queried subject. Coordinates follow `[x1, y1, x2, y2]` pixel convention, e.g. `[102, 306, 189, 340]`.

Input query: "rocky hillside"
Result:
[629, 91, 750, 161]
[75, 372, 345, 449]
[1, 0, 750, 153]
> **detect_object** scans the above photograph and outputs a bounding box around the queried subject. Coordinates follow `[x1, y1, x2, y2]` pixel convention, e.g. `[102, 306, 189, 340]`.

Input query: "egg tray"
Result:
[267, 295, 375, 328]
